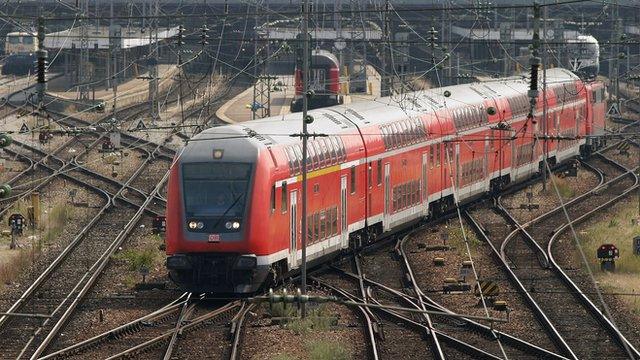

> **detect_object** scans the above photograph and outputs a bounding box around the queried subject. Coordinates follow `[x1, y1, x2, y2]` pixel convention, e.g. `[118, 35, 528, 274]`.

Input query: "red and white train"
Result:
[290, 49, 342, 112]
[166, 68, 606, 294]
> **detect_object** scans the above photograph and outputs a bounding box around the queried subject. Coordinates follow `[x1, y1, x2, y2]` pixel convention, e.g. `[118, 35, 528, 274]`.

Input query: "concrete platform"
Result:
[216, 66, 382, 124]
[48, 65, 178, 108]
[216, 75, 295, 123]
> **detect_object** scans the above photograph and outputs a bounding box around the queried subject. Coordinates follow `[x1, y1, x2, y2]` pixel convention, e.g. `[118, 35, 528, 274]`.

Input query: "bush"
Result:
[267, 301, 299, 319]
[115, 245, 159, 272]
[286, 305, 336, 335]
[307, 339, 350, 360]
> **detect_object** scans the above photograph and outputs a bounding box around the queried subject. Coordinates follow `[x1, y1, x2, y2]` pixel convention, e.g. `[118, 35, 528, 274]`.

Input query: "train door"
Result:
[288, 190, 298, 268]
[383, 163, 391, 230]
[340, 175, 348, 247]
[421, 152, 428, 215]
[484, 135, 490, 190]
[455, 143, 461, 191]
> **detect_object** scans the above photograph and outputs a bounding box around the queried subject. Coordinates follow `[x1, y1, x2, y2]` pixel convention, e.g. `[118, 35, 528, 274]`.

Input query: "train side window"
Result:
[329, 137, 339, 161]
[350, 166, 356, 194]
[320, 210, 326, 240]
[400, 121, 409, 144]
[293, 145, 303, 173]
[307, 215, 313, 243]
[376, 159, 382, 186]
[332, 207, 338, 235]
[270, 184, 276, 213]
[313, 213, 320, 243]
[429, 145, 434, 169]
[315, 141, 326, 167]
[335, 137, 346, 161]
[392, 188, 397, 211]
[328, 138, 338, 164]
[281, 182, 288, 213]
[307, 143, 317, 170]
[323, 138, 332, 166]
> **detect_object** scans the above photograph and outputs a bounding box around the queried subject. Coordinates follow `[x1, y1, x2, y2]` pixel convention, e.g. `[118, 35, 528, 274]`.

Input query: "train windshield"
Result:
[8, 36, 20, 44]
[182, 163, 252, 217]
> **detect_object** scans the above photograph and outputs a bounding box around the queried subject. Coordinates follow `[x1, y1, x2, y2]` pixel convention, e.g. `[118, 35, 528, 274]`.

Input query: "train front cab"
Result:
[165, 138, 273, 294]
[584, 81, 606, 153]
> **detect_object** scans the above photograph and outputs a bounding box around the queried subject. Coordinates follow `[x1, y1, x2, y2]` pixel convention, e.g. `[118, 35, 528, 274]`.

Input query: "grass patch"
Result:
[579, 200, 640, 313]
[447, 224, 482, 257]
[0, 245, 41, 288]
[548, 174, 575, 199]
[286, 305, 336, 335]
[306, 339, 351, 360]
[267, 301, 299, 319]
[115, 243, 162, 273]
[41, 202, 74, 245]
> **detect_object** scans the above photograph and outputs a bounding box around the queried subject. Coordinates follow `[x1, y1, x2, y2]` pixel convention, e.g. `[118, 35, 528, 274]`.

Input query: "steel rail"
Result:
[29, 169, 171, 359]
[352, 255, 381, 360]
[396, 235, 447, 359]
[498, 155, 622, 259]
[102, 301, 243, 360]
[330, 266, 569, 359]
[464, 211, 579, 360]
[162, 293, 194, 360]
[496, 153, 640, 359]
[1, 146, 164, 218]
[312, 276, 507, 360]
[38, 294, 190, 359]
[228, 301, 254, 360]
[546, 178, 640, 359]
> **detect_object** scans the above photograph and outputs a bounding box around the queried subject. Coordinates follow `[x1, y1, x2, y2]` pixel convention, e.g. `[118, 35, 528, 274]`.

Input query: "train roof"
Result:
[191, 68, 580, 150]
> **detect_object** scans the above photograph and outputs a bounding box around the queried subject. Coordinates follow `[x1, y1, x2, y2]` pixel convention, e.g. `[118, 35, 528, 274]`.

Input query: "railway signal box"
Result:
[153, 216, 166, 234]
[597, 244, 619, 271]
[8, 213, 25, 235]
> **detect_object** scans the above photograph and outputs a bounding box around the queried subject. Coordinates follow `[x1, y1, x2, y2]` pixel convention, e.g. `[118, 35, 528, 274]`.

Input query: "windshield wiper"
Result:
[211, 193, 245, 230]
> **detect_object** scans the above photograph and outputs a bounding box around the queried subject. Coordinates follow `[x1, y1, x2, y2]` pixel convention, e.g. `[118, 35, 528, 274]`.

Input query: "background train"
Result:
[1, 32, 38, 76]
[290, 49, 342, 112]
[566, 35, 600, 78]
[165, 68, 606, 294]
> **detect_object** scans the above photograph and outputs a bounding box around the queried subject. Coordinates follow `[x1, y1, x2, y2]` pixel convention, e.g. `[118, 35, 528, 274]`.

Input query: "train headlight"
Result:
[232, 221, 240, 229]
[225, 221, 232, 229]
[196, 222, 204, 229]
[188, 221, 198, 230]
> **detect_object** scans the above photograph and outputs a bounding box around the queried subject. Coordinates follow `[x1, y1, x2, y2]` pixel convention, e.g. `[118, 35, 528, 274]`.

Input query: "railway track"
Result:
[309, 233, 567, 360]
[465, 143, 640, 359]
[38, 296, 245, 360]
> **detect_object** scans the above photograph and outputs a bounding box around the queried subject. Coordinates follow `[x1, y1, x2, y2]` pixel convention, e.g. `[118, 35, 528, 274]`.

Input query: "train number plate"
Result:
[208, 234, 220, 243]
